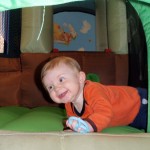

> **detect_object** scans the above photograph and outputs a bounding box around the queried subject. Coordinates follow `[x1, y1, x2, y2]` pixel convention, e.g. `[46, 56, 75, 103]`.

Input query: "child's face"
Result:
[42, 63, 85, 104]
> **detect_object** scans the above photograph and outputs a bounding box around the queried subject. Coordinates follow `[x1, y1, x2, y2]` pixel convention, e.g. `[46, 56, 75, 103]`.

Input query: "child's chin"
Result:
[61, 99, 71, 104]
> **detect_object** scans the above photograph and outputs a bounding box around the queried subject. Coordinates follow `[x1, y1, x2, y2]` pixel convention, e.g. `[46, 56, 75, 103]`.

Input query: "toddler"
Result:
[41, 56, 147, 133]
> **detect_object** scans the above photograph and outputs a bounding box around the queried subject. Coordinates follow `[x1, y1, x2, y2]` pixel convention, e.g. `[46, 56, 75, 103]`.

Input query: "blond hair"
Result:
[41, 56, 81, 79]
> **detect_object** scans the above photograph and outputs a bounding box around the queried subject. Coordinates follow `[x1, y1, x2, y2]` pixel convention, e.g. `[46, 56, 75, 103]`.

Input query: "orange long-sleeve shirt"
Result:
[65, 80, 141, 132]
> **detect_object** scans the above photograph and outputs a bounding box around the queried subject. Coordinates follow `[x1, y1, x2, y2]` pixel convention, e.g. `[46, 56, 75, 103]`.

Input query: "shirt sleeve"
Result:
[83, 81, 114, 132]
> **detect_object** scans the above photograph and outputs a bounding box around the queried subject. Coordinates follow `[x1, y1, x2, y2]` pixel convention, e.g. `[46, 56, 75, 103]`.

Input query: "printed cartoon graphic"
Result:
[53, 11, 96, 51]
[54, 23, 77, 45]
[80, 20, 91, 34]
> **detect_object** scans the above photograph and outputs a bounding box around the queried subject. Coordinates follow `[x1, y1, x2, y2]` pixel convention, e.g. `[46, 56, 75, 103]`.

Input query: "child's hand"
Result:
[66, 116, 93, 133]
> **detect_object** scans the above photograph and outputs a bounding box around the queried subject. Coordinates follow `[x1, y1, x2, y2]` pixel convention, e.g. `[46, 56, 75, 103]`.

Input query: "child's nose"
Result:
[54, 83, 61, 91]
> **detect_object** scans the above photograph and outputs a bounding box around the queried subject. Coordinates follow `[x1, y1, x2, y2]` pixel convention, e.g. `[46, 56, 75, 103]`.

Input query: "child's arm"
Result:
[66, 116, 94, 133]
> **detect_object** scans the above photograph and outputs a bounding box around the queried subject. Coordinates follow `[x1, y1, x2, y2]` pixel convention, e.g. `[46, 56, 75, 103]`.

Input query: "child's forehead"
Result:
[42, 62, 79, 81]
[49, 63, 73, 72]
[54, 62, 70, 69]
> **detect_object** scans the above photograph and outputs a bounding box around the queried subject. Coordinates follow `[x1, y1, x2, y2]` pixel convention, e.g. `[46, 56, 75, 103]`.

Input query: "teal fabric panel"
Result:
[129, 0, 150, 132]
[0, 0, 85, 12]
[131, 0, 150, 4]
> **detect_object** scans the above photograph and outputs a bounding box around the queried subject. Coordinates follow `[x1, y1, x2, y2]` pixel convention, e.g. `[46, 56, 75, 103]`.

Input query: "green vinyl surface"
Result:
[0, 106, 144, 134]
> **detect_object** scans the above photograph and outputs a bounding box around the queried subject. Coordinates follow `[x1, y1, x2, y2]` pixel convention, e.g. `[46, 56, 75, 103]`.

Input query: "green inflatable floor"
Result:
[0, 106, 144, 134]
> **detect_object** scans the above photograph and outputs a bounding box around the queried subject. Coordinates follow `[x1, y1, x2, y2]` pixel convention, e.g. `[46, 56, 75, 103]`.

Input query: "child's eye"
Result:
[59, 77, 65, 82]
[48, 85, 54, 91]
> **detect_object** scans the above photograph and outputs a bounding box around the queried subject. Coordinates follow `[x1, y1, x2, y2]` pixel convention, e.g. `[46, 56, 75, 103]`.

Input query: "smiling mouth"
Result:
[58, 91, 68, 99]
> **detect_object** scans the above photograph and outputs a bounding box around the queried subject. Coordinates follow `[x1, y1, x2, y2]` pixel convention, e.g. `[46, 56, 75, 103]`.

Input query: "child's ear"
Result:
[79, 71, 86, 83]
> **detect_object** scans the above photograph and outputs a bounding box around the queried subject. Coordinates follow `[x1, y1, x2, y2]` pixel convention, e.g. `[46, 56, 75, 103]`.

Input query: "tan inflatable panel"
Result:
[0, 131, 150, 150]
[107, 0, 128, 54]
[20, 6, 53, 53]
